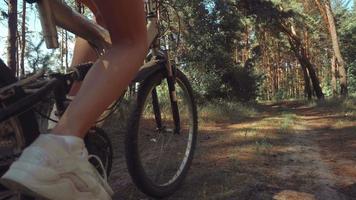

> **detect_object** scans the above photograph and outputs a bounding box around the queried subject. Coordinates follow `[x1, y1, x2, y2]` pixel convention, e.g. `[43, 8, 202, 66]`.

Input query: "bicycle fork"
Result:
[151, 62, 181, 134]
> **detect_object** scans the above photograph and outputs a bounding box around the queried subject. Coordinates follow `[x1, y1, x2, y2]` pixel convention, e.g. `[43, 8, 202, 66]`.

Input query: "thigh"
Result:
[91, 0, 147, 44]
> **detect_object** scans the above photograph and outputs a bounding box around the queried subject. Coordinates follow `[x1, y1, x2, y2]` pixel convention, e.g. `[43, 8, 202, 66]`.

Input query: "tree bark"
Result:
[242, 24, 249, 65]
[301, 62, 312, 99]
[289, 39, 312, 99]
[7, 0, 18, 75]
[60, 29, 64, 69]
[65, 31, 69, 72]
[299, 51, 324, 99]
[16, 32, 20, 76]
[20, 0, 26, 77]
[324, 2, 348, 96]
[331, 55, 338, 96]
[283, 24, 324, 99]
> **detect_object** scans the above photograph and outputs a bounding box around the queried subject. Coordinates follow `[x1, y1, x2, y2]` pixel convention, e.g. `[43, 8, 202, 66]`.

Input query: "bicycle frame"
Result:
[0, 3, 195, 198]
[0, 0, 181, 134]
[37, 0, 181, 133]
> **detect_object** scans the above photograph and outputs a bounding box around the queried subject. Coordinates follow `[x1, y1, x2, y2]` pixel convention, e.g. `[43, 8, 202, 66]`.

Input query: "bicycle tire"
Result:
[0, 59, 39, 200]
[125, 69, 198, 198]
[85, 127, 113, 178]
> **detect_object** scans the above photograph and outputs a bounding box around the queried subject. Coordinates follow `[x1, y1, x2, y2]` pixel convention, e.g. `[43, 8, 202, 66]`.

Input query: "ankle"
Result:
[51, 126, 85, 139]
[46, 134, 86, 156]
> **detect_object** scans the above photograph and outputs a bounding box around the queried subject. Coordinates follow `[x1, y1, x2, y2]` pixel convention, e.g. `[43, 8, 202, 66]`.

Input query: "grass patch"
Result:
[199, 100, 258, 122]
[333, 120, 348, 129]
[255, 138, 273, 155]
[277, 113, 297, 134]
[308, 97, 356, 115]
[240, 128, 258, 138]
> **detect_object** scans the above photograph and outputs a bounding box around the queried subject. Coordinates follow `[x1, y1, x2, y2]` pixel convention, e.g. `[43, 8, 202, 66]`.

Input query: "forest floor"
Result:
[105, 100, 356, 200]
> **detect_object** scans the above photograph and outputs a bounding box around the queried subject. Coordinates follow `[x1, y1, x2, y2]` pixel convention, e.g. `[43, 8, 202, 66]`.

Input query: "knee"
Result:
[111, 34, 148, 61]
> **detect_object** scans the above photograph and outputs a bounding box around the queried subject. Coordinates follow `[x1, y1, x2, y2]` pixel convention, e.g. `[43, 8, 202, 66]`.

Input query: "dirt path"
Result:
[106, 101, 356, 200]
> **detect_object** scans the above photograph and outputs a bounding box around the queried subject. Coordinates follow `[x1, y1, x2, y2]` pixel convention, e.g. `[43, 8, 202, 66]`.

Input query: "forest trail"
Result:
[108, 101, 356, 200]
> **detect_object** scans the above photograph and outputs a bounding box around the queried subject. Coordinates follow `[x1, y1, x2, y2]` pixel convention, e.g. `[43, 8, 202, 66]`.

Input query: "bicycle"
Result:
[0, 0, 198, 199]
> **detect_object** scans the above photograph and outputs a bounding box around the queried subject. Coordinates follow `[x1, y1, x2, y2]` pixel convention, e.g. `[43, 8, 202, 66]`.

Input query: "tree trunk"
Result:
[282, 24, 324, 99]
[331, 55, 338, 96]
[7, 0, 18, 75]
[60, 29, 64, 69]
[65, 31, 69, 72]
[242, 24, 249, 64]
[16, 32, 20, 76]
[324, 2, 348, 96]
[301, 63, 312, 99]
[300, 53, 324, 99]
[295, 46, 312, 100]
[288, 38, 323, 99]
[20, 0, 26, 77]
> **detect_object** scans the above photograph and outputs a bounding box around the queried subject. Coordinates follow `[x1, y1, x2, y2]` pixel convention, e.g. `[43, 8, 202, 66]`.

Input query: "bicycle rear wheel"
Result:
[0, 60, 39, 200]
[125, 69, 197, 198]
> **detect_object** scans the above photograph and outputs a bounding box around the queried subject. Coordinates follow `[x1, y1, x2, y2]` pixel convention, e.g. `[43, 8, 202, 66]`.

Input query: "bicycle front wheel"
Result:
[125, 69, 197, 198]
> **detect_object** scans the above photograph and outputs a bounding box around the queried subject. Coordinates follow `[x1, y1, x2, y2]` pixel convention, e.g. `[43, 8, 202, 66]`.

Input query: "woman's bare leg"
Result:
[0, 2, 147, 198]
[71, 37, 98, 66]
[52, 0, 148, 138]
[68, 37, 97, 95]
[68, 1, 104, 96]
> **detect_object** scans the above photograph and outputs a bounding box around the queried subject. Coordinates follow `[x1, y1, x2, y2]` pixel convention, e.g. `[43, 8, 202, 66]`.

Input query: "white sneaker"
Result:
[0, 134, 114, 200]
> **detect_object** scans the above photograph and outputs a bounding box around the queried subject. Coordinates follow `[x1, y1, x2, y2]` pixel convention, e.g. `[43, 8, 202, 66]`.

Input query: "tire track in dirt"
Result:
[275, 109, 351, 200]
[105, 102, 356, 199]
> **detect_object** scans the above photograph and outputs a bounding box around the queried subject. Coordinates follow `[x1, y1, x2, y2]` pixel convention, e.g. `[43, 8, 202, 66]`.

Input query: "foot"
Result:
[0, 134, 113, 200]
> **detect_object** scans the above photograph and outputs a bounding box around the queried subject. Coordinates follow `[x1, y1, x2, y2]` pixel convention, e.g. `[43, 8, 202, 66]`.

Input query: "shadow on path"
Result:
[106, 101, 356, 200]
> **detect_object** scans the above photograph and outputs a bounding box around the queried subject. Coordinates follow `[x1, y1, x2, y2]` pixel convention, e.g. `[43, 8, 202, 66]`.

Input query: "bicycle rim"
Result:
[128, 70, 197, 195]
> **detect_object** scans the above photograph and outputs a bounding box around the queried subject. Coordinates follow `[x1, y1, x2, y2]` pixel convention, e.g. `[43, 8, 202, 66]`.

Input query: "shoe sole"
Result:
[1, 165, 112, 200]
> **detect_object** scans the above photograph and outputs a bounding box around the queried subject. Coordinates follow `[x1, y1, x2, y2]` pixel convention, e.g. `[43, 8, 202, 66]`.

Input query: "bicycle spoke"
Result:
[153, 130, 174, 183]
[127, 70, 197, 197]
[153, 132, 166, 182]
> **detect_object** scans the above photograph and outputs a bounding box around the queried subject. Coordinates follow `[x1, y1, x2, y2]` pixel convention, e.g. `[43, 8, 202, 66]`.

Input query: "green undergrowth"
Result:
[277, 112, 297, 134]
[199, 100, 258, 122]
[309, 97, 356, 115]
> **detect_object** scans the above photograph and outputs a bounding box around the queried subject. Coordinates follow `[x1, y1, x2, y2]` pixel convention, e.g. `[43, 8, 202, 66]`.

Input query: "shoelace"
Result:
[88, 154, 108, 182]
